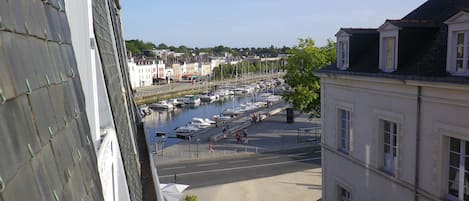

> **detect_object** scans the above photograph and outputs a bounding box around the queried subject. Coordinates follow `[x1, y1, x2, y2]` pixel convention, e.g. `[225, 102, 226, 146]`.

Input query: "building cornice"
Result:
[316, 70, 469, 90]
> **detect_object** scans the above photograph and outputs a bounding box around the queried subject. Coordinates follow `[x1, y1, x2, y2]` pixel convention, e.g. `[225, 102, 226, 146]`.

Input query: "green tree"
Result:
[283, 38, 336, 117]
[125, 39, 156, 55]
[157, 43, 168, 49]
[125, 41, 141, 55]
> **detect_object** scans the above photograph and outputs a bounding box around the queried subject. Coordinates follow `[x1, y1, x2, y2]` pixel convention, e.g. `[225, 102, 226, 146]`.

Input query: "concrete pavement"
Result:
[153, 104, 323, 201]
[153, 103, 321, 165]
[184, 168, 322, 201]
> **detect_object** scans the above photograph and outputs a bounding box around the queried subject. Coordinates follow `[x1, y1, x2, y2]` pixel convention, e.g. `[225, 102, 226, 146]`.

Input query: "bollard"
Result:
[245, 147, 247, 152]
[174, 174, 177, 183]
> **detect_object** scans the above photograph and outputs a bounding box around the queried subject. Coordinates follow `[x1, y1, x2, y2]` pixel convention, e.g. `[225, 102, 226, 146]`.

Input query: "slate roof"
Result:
[339, 28, 378, 35]
[0, 0, 105, 200]
[317, 0, 469, 84]
[385, 19, 437, 28]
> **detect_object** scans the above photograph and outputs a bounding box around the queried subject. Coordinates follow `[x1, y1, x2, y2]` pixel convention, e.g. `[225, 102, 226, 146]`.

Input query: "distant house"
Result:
[128, 57, 157, 88]
[316, 0, 469, 200]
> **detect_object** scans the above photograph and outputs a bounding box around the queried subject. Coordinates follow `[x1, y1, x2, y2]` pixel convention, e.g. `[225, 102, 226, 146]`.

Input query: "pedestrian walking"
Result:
[243, 128, 248, 144]
[208, 142, 214, 152]
[235, 132, 241, 143]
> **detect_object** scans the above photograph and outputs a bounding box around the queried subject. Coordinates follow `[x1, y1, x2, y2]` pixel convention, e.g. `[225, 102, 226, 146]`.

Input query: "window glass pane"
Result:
[384, 152, 393, 170]
[385, 38, 395, 69]
[384, 144, 390, 153]
[465, 172, 469, 200]
[450, 152, 460, 167]
[339, 187, 351, 201]
[449, 166, 460, 197]
[393, 147, 397, 157]
[450, 167, 458, 182]
[466, 156, 469, 172]
[457, 33, 465, 45]
[449, 180, 459, 197]
[384, 121, 390, 132]
[451, 137, 461, 152]
[457, 46, 464, 58]
[466, 141, 469, 156]
[384, 133, 390, 144]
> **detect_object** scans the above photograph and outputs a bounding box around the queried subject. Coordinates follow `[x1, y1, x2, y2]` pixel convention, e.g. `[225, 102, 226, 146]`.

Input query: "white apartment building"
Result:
[317, 1, 469, 200]
[156, 60, 165, 79]
[128, 58, 157, 88]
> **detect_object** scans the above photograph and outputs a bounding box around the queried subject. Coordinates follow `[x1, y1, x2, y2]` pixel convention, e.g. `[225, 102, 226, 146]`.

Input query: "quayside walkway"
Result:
[152, 102, 321, 165]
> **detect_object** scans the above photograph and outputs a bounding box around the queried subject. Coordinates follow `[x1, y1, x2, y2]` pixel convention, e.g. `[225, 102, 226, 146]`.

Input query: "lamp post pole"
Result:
[161, 135, 166, 157]
[196, 138, 200, 158]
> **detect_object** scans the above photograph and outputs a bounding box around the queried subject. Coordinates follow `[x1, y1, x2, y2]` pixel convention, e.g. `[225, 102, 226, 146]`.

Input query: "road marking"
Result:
[227, 160, 249, 164]
[287, 152, 309, 157]
[160, 166, 186, 170]
[259, 156, 280, 160]
[159, 157, 320, 178]
[196, 163, 219, 167]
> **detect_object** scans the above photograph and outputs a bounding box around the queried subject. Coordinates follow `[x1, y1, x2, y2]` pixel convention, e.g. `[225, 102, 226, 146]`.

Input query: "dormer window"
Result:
[445, 11, 469, 75]
[335, 30, 350, 70]
[337, 39, 349, 69]
[378, 22, 399, 72]
[455, 32, 469, 72]
[382, 37, 396, 71]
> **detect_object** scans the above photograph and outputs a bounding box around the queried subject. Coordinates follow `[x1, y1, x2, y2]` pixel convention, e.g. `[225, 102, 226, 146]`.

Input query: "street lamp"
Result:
[196, 138, 200, 158]
[188, 136, 192, 153]
[160, 135, 166, 157]
[166, 71, 171, 85]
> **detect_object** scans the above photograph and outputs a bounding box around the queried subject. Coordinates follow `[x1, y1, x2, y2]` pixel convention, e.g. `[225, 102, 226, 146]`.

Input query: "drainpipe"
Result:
[414, 86, 421, 201]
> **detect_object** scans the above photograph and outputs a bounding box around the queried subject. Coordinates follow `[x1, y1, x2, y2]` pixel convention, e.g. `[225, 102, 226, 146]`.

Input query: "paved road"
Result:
[157, 146, 321, 189]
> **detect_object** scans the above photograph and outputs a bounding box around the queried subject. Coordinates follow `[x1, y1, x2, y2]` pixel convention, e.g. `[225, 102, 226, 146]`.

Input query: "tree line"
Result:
[125, 40, 291, 58]
[126, 38, 337, 117]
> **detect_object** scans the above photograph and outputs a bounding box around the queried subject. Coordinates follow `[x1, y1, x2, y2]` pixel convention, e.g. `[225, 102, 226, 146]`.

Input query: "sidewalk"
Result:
[153, 104, 321, 165]
[184, 168, 322, 201]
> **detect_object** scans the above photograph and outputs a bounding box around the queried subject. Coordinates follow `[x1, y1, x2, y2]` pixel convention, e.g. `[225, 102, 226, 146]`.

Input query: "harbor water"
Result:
[143, 95, 255, 147]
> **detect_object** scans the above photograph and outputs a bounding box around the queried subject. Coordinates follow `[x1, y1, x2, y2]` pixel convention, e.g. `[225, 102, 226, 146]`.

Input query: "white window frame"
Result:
[446, 137, 469, 201]
[381, 119, 398, 175]
[337, 38, 350, 70]
[445, 11, 469, 76]
[338, 109, 351, 154]
[378, 22, 399, 72]
[337, 185, 352, 201]
[335, 30, 350, 70]
[382, 37, 397, 71]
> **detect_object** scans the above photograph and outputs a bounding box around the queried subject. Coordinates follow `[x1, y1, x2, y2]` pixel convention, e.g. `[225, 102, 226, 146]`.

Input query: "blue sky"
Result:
[120, 0, 427, 48]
